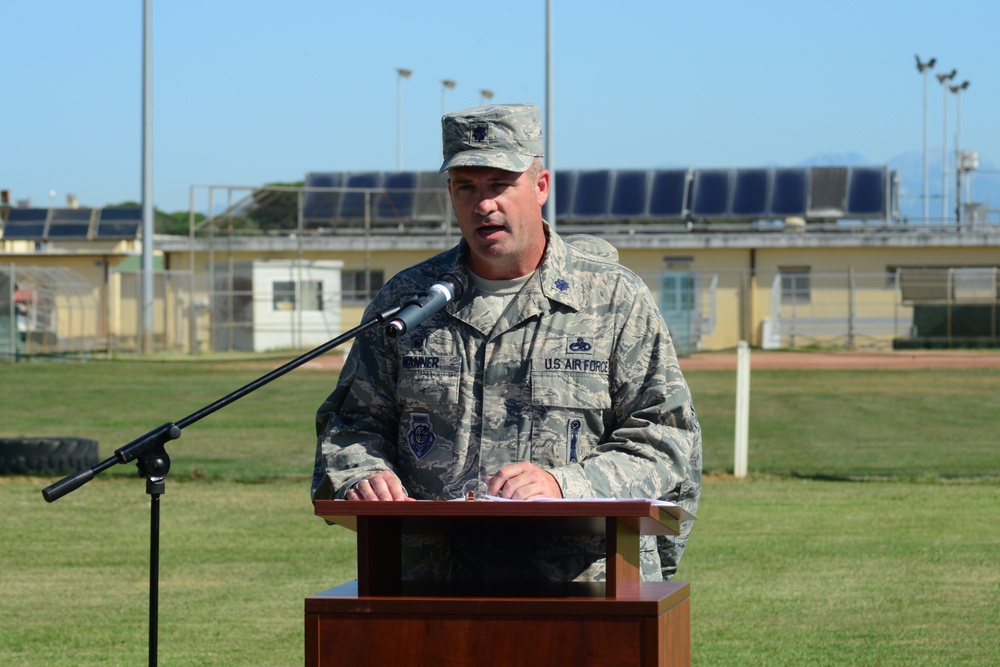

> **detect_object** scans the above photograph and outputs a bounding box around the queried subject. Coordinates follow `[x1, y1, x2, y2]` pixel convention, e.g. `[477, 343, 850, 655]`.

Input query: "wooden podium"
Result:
[306, 499, 691, 666]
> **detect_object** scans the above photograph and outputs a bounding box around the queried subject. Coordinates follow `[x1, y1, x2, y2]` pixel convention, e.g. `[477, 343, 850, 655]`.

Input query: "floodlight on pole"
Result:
[479, 89, 494, 105]
[936, 68, 957, 223]
[441, 79, 457, 116]
[396, 68, 412, 170]
[949, 80, 970, 224]
[915, 54, 935, 223]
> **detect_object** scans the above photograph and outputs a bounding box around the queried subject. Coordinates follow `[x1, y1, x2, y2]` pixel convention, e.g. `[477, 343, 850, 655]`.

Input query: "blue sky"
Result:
[3, 0, 998, 215]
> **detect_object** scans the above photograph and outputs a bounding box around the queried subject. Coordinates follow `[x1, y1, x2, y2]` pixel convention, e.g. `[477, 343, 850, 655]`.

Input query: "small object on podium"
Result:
[461, 478, 488, 501]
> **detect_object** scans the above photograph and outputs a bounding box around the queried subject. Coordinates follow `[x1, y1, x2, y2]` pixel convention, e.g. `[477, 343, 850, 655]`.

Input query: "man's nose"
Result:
[474, 189, 499, 215]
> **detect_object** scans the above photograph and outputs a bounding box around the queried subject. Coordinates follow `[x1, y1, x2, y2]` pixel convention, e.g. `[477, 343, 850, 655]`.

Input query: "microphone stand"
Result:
[42, 305, 400, 667]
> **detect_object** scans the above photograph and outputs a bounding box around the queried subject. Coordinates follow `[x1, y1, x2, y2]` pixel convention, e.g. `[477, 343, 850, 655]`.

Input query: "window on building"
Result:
[299, 280, 324, 311]
[272, 280, 323, 311]
[342, 270, 385, 303]
[273, 281, 296, 311]
[779, 267, 811, 304]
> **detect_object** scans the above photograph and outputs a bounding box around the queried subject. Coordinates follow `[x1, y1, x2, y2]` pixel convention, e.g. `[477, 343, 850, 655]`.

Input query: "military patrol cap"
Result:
[440, 103, 543, 173]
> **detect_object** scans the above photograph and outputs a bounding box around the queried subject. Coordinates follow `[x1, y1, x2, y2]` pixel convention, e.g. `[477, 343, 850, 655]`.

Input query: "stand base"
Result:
[305, 581, 690, 667]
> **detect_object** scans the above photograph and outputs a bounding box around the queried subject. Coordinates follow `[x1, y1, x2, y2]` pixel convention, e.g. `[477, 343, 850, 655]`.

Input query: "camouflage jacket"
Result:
[312, 228, 701, 580]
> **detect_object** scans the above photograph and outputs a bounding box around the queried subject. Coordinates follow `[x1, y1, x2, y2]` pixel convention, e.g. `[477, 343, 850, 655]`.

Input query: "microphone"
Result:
[386, 272, 467, 337]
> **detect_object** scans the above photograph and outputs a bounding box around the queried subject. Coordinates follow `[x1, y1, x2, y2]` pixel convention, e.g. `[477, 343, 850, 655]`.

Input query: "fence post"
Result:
[847, 266, 856, 350]
[734, 340, 751, 478]
[6, 264, 15, 360]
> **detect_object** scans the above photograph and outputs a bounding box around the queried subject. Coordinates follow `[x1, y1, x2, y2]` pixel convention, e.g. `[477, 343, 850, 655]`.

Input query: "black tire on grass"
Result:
[0, 437, 100, 475]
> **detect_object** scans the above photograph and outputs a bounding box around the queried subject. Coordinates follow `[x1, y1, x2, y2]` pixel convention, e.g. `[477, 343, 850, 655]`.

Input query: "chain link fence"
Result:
[5, 262, 999, 359]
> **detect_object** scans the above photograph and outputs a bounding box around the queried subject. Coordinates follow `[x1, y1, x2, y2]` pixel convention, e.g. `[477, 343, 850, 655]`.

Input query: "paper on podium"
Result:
[447, 494, 697, 522]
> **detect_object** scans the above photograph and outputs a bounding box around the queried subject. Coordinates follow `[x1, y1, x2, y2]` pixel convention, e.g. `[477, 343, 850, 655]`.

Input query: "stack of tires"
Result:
[0, 437, 99, 475]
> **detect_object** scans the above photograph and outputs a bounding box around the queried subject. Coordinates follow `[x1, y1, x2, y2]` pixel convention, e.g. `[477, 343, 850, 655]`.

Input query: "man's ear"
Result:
[535, 169, 551, 207]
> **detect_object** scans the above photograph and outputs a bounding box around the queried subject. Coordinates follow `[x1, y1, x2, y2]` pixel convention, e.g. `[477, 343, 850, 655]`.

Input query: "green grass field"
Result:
[2, 357, 998, 665]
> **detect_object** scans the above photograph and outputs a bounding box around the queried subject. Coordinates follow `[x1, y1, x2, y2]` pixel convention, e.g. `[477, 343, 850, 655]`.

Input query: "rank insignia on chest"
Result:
[407, 413, 437, 459]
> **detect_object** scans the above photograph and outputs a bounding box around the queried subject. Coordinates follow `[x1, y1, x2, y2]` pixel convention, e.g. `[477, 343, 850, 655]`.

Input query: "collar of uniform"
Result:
[535, 226, 583, 312]
[451, 226, 583, 314]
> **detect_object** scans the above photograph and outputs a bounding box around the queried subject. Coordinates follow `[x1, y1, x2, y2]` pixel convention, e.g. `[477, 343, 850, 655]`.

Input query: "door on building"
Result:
[660, 271, 695, 356]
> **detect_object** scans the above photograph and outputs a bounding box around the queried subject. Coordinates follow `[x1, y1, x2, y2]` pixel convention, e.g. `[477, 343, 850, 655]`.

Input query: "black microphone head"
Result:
[440, 271, 468, 300]
[384, 271, 468, 338]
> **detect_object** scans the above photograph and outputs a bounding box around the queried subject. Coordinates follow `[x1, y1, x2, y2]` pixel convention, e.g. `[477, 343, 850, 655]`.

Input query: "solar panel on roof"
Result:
[47, 223, 91, 238]
[50, 208, 93, 222]
[338, 172, 383, 219]
[2, 220, 47, 239]
[554, 171, 575, 218]
[571, 170, 612, 218]
[45, 208, 94, 239]
[303, 173, 343, 221]
[99, 207, 142, 221]
[648, 170, 689, 218]
[376, 172, 418, 219]
[6, 208, 48, 222]
[610, 170, 649, 217]
[846, 167, 886, 217]
[731, 169, 769, 217]
[96, 220, 141, 238]
[769, 168, 808, 217]
[808, 167, 848, 217]
[96, 207, 142, 239]
[691, 170, 732, 217]
[413, 171, 450, 221]
[3, 208, 48, 238]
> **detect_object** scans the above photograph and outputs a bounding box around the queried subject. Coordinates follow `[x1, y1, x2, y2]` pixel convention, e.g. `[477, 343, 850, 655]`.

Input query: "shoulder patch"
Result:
[407, 414, 437, 459]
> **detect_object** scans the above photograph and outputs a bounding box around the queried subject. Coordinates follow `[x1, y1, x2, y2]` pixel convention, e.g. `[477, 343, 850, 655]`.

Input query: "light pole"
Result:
[936, 68, 957, 223]
[441, 79, 456, 116]
[915, 55, 935, 223]
[479, 89, 494, 106]
[141, 0, 155, 353]
[396, 68, 412, 170]
[950, 80, 970, 223]
[544, 0, 556, 230]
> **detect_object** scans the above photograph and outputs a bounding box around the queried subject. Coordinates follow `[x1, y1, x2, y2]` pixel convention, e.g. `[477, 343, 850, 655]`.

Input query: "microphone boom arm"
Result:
[42, 305, 401, 502]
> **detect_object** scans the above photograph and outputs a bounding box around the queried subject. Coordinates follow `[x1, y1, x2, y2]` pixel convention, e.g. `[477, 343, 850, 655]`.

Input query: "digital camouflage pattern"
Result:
[439, 103, 543, 173]
[312, 229, 701, 581]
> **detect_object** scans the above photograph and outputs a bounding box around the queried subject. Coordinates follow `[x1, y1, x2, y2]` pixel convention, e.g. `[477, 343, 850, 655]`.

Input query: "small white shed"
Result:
[251, 259, 343, 352]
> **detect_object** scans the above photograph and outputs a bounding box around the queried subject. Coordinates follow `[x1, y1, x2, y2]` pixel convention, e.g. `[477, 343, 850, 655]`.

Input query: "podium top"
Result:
[314, 498, 693, 537]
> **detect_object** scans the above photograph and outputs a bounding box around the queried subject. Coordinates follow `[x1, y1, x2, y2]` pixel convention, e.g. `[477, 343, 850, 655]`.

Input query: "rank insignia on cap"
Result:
[555, 278, 570, 291]
[471, 124, 489, 143]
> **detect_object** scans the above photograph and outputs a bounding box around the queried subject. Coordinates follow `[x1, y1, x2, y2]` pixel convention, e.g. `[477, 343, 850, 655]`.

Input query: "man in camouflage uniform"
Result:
[312, 103, 701, 581]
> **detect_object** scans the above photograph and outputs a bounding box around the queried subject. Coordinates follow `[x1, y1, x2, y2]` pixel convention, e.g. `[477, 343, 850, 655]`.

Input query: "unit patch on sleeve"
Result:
[407, 413, 437, 459]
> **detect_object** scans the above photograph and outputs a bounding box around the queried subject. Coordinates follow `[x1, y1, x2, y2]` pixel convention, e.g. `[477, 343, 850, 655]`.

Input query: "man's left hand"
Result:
[486, 462, 563, 499]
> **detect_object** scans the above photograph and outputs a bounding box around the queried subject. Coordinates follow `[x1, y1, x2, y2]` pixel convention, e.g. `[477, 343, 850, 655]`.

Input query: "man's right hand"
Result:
[345, 471, 413, 501]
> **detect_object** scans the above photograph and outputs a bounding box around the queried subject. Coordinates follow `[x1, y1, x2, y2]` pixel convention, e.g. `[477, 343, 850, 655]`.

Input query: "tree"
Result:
[104, 201, 204, 236]
[244, 181, 303, 232]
